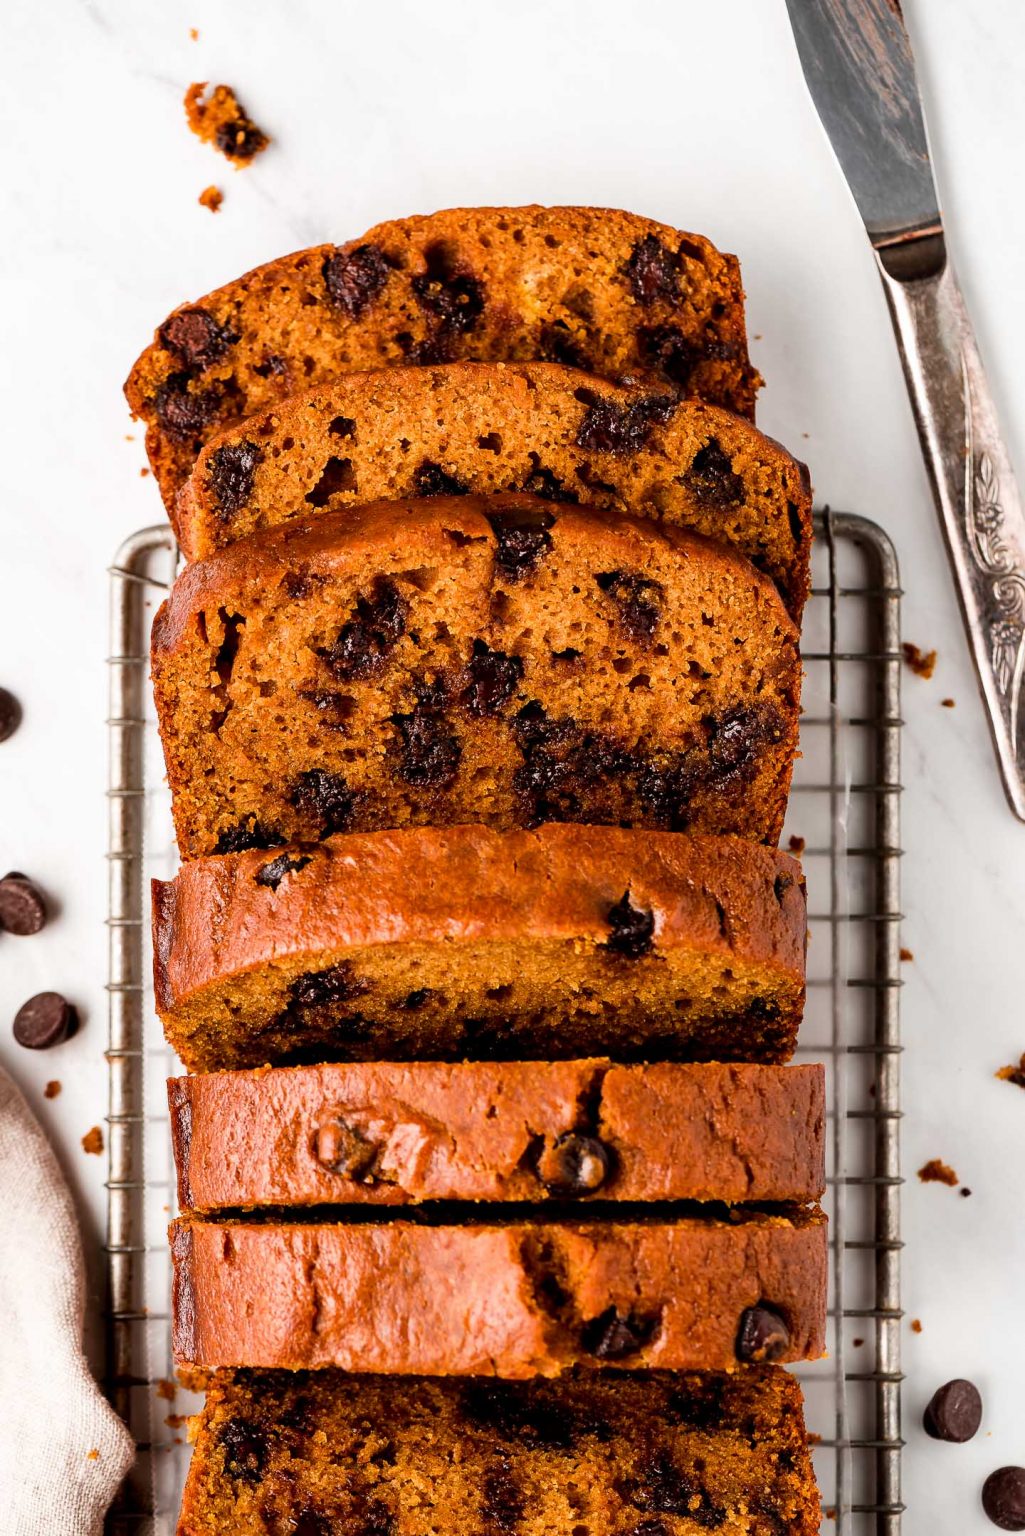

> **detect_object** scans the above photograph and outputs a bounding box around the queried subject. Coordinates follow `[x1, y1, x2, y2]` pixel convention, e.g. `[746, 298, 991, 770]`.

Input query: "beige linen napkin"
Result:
[0, 1064, 134, 1534]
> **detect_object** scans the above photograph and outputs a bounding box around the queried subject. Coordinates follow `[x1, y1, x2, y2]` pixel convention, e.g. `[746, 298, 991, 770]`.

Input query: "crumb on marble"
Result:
[165, 1413, 189, 1429]
[902, 642, 937, 679]
[941, 697, 955, 708]
[960, 1187, 972, 1198]
[156, 1378, 177, 1401]
[198, 185, 224, 213]
[81, 1125, 104, 1156]
[787, 834, 805, 855]
[910, 1318, 922, 1334]
[996, 1053, 1025, 1090]
[140, 467, 150, 477]
[918, 1158, 958, 1187]
[184, 83, 269, 165]
[190, 27, 199, 40]
[900, 947, 914, 962]
[43, 1080, 61, 1099]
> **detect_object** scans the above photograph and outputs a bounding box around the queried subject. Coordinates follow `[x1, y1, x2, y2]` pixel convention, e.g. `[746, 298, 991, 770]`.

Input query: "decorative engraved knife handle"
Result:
[876, 236, 1025, 820]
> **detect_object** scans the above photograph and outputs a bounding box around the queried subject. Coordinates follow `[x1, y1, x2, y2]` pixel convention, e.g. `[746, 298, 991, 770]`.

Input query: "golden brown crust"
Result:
[151, 497, 802, 862]
[177, 1367, 822, 1536]
[170, 361, 810, 617]
[124, 205, 759, 507]
[168, 1059, 826, 1212]
[170, 1210, 827, 1375]
[153, 825, 807, 1072]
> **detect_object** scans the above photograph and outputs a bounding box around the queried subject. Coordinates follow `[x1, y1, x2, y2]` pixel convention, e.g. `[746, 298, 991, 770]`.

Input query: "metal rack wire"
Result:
[104, 510, 904, 1535]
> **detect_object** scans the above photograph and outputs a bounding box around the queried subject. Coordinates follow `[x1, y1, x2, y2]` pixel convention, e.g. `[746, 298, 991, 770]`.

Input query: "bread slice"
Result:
[124, 205, 759, 508]
[177, 1367, 821, 1536]
[169, 1059, 825, 1212]
[170, 1209, 827, 1374]
[170, 362, 810, 616]
[150, 496, 801, 861]
[153, 825, 806, 1073]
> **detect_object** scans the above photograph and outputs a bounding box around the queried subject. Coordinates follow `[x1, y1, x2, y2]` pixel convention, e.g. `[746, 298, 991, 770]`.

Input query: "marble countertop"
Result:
[3, 0, 1025, 1528]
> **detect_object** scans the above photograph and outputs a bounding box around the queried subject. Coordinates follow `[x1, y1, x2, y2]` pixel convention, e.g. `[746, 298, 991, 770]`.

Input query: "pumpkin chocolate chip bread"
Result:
[169, 1059, 826, 1212]
[178, 1367, 821, 1536]
[151, 496, 801, 861]
[153, 825, 807, 1072]
[172, 362, 810, 616]
[170, 1208, 827, 1374]
[124, 205, 759, 508]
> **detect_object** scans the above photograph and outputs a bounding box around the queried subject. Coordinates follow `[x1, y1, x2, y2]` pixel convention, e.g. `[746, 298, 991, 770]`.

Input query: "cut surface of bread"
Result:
[169, 1059, 825, 1211]
[171, 362, 810, 616]
[170, 1208, 827, 1374]
[151, 497, 802, 861]
[153, 825, 807, 1072]
[124, 205, 760, 507]
[177, 1366, 821, 1536]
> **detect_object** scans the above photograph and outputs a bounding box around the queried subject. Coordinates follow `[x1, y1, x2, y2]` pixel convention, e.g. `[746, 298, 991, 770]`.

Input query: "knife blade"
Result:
[785, 0, 1025, 821]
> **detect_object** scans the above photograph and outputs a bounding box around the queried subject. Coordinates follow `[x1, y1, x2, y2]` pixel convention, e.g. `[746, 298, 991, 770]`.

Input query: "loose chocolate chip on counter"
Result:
[983, 1468, 1025, 1531]
[736, 1304, 790, 1363]
[255, 852, 311, 890]
[315, 1119, 380, 1181]
[14, 992, 78, 1050]
[536, 1133, 612, 1196]
[0, 687, 21, 741]
[604, 891, 655, 958]
[923, 1379, 982, 1443]
[0, 873, 47, 934]
[581, 1307, 658, 1360]
[323, 244, 393, 316]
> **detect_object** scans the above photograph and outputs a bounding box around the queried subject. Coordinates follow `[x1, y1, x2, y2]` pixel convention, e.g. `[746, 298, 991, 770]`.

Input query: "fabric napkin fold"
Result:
[0, 1063, 134, 1535]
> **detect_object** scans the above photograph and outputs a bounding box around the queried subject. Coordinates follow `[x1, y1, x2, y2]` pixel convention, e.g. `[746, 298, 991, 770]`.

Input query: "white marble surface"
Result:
[2, 0, 1025, 1527]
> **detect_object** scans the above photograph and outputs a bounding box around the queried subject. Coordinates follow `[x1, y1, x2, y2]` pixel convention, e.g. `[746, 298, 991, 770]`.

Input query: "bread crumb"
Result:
[124, 433, 135, 442]
[190, 27, 199, 40]
[960, 1187, 972, 1198]
[787, 834, 805, 855]
[910, 1318, 922, 1334]
[81, 1125, 104, 1156]
[997, 1053, 1025, 1089]
[184, 83, 269, 165]
[43, 1080, 61, 1099]
[902, 642, 937, 679]
[155, 1378, 177, 1401]
[941, 697, 955, 708]
[165, 1413, 189, 1429]
[198, 185, 224, 214]
[900, 947, 914, 962]
[86, 1448, 99, 1461]
[918, 1158, 958, 1186]
[139, 467, 150, 477]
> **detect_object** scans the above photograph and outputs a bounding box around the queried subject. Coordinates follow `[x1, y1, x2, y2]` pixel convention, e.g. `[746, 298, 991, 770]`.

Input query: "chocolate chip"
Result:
[595, 570, 664, 642]
[158, 308, 237, 371]
[683, 439, 744, 508]
[536, 1133, 612, 1195]
[214, 116, 268, 162]
[604, 891, 655, 958]
[213, 817, 284, 854]
[207, 440, 263, 517]
[736, 1304, 790, 1362]
[290, 962, 366, 1008]
[984, 1469, 1025, 1531]
[323, 244, 392, 316]
[574, 389, 677, 455]
[485, 506, 555, 580]
[623, 235, 681, 305]
[628, 1452, 706, 1517]
[291, 1513, 331, 1536]
[538, 319, 587, 368]
[218, 1418, 268, 1484]
[154, 372, 219, 441]
[704, 705, 781, 786]
[412, 242, 485, 336]
[482, 1458, 524, 1530]
[923, 1379, 982, 1443]
[305, 455, 357, 506]
[254, 352, 287, 379]
[289, 769, 357, 836]
[637, 324, 699, 387]
[462, 641, 524, 716]
[412, 460, 468, 497]
[317, 578, 407, 682]
[0, 874, 47, 935]
[581, 1307, 657, 1360]
[314, 1119, 380, 1180]
[402, 988, 433, 1010]
[13, 992, 78, 1050]
[520, 459, 578, 503]
[390, 705, 461, 788]
[255, 852, 311, 890]
[0, 687, 21, 742]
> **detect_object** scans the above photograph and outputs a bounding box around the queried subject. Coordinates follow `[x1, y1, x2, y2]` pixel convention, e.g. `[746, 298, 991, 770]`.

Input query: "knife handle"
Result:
[875, 240, 1025, 821]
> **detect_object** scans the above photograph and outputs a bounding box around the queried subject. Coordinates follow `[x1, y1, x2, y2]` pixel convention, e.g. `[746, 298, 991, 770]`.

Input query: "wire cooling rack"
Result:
[104, 510, 904, 1535]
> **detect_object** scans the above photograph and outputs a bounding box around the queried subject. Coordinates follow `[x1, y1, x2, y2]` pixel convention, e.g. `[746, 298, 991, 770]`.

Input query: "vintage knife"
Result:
[785, 0, 1025, 819]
